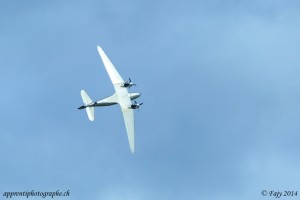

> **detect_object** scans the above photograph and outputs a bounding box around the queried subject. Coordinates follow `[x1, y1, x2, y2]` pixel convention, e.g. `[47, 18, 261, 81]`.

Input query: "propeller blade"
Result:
[129, 78, 131, 82]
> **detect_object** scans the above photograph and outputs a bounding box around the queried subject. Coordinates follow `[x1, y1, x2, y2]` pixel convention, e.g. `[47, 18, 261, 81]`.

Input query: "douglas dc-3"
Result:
[78, 46, 142, 154]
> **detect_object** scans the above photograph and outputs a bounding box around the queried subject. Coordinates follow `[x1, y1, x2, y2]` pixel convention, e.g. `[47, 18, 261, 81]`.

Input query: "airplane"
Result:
[78, 46, 142, 154]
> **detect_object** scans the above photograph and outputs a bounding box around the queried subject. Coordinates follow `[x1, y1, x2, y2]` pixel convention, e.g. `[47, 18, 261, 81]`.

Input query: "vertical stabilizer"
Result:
[80, 90, 95, 121]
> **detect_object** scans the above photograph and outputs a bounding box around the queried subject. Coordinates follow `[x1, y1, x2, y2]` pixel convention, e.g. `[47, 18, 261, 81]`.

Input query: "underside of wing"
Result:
[114, 81, 134, 153]
[97, 46, 124, 85]
[121, 108, 135, 154]
[97, 46, 135, 153]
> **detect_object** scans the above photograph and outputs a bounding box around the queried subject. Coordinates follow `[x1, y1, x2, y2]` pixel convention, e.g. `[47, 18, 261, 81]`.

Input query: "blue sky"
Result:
[1, 0, 300, 199]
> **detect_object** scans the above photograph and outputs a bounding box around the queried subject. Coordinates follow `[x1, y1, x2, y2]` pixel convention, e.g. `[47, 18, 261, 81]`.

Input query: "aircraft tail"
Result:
[80, 90, 95, 121]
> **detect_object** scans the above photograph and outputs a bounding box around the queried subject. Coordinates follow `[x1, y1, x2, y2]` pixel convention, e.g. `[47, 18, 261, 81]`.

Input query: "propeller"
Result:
[128, 78, 136, 86]
[134, 101, 143, 105]
[138, 102, 143, 112]
[133, 101, 143, 111]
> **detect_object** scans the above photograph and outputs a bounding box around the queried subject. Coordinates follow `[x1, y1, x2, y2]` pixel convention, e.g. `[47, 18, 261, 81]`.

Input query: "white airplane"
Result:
[78, 46, 142, 154]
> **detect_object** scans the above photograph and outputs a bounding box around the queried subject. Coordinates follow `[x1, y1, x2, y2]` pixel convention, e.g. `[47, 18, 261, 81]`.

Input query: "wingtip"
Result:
[97, 45, 102, 52]
[130, 146, 135, 154]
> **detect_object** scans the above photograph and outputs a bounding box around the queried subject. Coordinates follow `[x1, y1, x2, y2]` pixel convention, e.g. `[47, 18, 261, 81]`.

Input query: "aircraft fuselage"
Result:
[80, 92, 141, 108]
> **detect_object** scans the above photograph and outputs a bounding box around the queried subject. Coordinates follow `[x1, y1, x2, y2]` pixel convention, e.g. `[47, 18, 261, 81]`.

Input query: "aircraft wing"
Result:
[97, 46, 124, 85]
[121, 108, 135, 153]
[97, 46, 134, 153]
[114, 84, 135, 154]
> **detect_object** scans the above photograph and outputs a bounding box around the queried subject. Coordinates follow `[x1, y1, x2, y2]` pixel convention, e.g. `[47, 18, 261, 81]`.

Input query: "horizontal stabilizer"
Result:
[80, 90, 95, 121]
[81, 90, 93, 105]
[86, 107, 94, 121]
